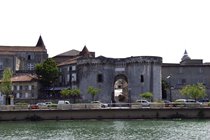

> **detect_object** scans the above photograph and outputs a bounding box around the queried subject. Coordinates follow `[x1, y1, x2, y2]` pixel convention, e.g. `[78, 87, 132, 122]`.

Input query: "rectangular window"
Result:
[72, 73, 77, 81]
[31, 92, 34, 98]
[19, 85, 22, 90]
[182, 79, 186, 84]
[72, 66, 76, 71]
[17, 85, 20, 91]
[16, 93, 20, 99]
[32, 85, 35, 90]
[29, 85, 32, 90]
[67, 74, 70, 82]
[28, 55, 31, 60]
[25, 93, 29, 98]
[27, 63, 34, 70]
[13, 85, 16, 90]
[19, 93, 22, 98]
[179, 67, 183, 73]
[140, 75, 144, 83]
[177, 79, 182, 85]
[24, 85, 28, 90]
[199, 68, 203, 73]
[97, 74, 103, 83]
[0, 62, 3, 70]
[59, 76, 62, 83]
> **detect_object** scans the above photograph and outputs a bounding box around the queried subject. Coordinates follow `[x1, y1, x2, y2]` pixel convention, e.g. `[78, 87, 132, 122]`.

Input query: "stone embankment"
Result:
[0, 103, 210, 121]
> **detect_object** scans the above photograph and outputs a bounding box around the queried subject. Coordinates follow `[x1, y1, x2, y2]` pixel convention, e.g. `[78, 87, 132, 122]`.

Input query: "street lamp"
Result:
[166, 75, 172, 101]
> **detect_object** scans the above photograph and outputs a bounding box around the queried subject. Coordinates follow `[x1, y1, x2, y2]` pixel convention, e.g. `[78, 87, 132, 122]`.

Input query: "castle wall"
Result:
[77, 56, 162, 103]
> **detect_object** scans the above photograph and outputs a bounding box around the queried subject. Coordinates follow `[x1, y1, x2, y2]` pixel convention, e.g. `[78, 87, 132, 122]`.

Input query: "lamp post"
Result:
[166, 76, 172, 102]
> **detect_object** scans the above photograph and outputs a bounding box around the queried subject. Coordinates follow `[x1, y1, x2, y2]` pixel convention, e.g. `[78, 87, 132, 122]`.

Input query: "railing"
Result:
[0, 102, 209, 111]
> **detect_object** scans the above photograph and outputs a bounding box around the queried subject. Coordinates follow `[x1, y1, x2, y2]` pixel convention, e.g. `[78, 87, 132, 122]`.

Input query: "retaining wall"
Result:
[0, 108, 210, 121]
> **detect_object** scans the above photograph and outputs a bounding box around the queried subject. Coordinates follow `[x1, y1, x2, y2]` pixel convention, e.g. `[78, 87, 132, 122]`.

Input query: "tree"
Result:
[87, 86, 100, 101]
[35, 58, 59, 87]
[0, 68, 13, 105]
[60, 88, 80, 103]
[162, 79, 170, 99]
[140, 92, 153, 101]
[60, 89, 71, 98]
[180, 83, 206, 101]
[71, 88, 80, 103]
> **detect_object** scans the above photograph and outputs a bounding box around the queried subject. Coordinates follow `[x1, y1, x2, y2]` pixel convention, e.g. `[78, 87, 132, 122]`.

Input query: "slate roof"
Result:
[0, 74, 38, 83]
[0, 46, 46, 52]
[0, 36, 47, 52]
[55, 49, 80, 57]
[57, 56, 80, 66]
[11, 74, 38, 82]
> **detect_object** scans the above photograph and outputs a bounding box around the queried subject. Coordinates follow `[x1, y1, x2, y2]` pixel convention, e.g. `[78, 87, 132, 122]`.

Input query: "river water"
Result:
[0, 119, 210, 140]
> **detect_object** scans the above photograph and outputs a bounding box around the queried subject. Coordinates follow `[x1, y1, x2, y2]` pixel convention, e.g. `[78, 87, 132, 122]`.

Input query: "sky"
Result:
[0, 0, 210, 63]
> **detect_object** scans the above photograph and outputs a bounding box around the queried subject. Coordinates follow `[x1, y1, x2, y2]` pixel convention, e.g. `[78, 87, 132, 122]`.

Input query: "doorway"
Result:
[113, 74, 128, 103]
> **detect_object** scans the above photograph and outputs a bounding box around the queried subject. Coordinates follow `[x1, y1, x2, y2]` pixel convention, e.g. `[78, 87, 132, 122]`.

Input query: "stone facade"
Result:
[55, 46, 94, 90]
[0, 36, 48, 103]
[0, 36, 48, 77]
[77, 56, 162, 103]
[162, 50, 210, 101]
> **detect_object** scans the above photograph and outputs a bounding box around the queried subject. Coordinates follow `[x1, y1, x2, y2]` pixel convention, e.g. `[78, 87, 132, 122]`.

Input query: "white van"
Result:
[58, 100, 70, 105]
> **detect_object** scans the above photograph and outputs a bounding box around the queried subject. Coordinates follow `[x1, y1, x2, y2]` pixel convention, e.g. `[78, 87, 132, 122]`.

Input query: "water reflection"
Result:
[0, 120, 210, 140]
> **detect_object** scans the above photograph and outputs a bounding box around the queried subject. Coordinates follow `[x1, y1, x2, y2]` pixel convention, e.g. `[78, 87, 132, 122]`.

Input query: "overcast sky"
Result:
[0, 0, 210, 63]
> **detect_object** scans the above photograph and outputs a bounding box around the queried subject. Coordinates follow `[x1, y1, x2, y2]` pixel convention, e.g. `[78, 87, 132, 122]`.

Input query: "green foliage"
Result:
[180, 83, 206, 101]
[0, 68, 13, 95]
[60, 88, 80, 103]
[0, 68, 13, 105]
[35, 58, 59, 87]
[87, 86, 100, 101]
[71, 88, 80, 96]
[60, 89, 71, 97]
[162, 79, 170, 89]
[140, 92, 153, 101]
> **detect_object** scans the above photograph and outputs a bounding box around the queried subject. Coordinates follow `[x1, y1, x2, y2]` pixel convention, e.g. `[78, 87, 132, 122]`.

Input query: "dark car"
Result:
[199, 99, 209, 103]
[164, 100, 172, 107]
[29, 104, 39, 109]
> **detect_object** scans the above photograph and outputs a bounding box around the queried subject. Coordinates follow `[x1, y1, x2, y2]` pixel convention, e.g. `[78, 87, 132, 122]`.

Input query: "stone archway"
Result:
[113, 74, 128, 103]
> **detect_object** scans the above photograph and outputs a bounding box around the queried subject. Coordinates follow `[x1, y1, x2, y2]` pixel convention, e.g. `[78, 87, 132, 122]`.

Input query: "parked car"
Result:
[45, 102, 57, 108]
[164, 100, 172, 107]
[91, 101, 108, 108]
[136, 99, 150, 107]
[36, 102, 47, 107]
[173, 99, 202, 107]
[199, 98, 209, 103]
[29, 104, 39, 109]
[45, 102, 53, 105]
[58, 100, 70, 105]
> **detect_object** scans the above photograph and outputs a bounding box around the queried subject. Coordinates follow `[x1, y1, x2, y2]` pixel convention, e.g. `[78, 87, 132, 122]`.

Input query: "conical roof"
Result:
[36, 35, 45, 48]
[181, 49, 191, 61]
[79, 45, 91, 56]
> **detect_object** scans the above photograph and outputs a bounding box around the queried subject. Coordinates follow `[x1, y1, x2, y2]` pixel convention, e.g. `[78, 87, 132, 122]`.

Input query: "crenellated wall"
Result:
[77, 56, 162, 103]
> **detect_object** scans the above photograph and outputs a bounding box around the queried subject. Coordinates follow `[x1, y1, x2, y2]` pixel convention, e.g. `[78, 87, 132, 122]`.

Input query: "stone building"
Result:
[0, 36, 48, 103]
[11, 74, 40, 102]
[55, 46, 162, 103]
[162, 50, 210, 101]
[52, 46, 95, 64]
[77, 56, 162, 103]
[0, 36, 48, 77]
[55, 46, 95, 90]
[0, 74, 39, 104]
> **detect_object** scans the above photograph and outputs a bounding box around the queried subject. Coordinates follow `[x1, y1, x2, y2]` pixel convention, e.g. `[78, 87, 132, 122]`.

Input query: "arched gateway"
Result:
[77, 56, 162, 103]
